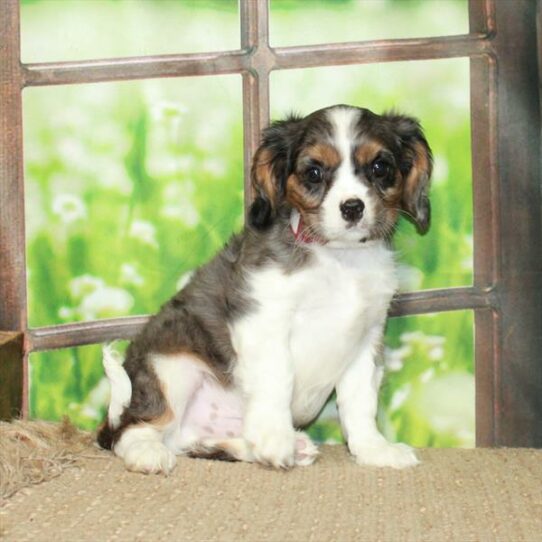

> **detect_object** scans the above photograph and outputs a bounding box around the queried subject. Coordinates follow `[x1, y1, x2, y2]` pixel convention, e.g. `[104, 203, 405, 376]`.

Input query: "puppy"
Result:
[97, 104, 432, 474]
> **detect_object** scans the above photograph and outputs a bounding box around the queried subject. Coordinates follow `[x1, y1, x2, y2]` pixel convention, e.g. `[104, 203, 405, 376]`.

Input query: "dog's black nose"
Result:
[340, 198, 365, 223]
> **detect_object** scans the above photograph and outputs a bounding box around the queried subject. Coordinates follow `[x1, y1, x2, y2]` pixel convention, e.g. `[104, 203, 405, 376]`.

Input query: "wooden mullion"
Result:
[0, 0, 27, 418]
[469, 0, 500, 447]
[28, 286, 495, 353]
[22, 34, 493, 89]
[241, 0, 271, 207]
[487, 0, 542, 447]
[23, 50, 247, 87]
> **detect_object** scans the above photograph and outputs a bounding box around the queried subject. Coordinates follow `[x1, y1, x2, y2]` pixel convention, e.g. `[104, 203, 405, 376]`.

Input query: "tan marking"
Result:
[285, 174, 321, 212]
[303, 143, 341, 169]
[251, 147, 278, 207]
[382, 172, 403, 208]
[412, 141, 431, 174]
[354, 140, 384, 166]
[403, 141, 432, 210]
[153, 384, 176, 428]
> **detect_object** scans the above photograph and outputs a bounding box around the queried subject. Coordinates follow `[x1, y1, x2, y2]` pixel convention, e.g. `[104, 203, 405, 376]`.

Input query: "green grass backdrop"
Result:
[22, 0, 474, 447]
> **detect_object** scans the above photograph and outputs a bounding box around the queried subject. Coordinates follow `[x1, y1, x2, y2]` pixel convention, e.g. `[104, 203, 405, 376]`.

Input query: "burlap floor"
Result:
[1, 445, 541, 541]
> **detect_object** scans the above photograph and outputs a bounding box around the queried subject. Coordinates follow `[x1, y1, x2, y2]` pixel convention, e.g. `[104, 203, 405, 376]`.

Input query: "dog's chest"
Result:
[240, 244, 397, 425]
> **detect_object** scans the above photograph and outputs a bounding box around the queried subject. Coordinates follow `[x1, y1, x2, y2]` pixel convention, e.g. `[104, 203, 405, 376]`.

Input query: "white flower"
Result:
[79, 286, 134, 320]
[177, 155, 195, 172]
[424, 335, 446, 347]
[431, 155, 449, 185]
[384, 345, 412, 372]
[420, 368, 436, 383]
[390, 384, 411, 411]
[428, 346, 445, 361]
[58, 306, 74, 320]
[396, 264, 423, 292]
[399, 330, 424, 344]
[129, 220, 158, 247]
[202, 158, 226, 177]
[69, 275, 105, 299]
[161, 181, 200, 227]
[52, 194, 87, 224]
[56, 137, 88, 168]
[120, 263, 145, 287]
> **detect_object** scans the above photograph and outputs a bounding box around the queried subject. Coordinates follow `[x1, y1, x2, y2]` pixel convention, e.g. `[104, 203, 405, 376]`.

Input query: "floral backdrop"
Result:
[22, 0, 474, 447]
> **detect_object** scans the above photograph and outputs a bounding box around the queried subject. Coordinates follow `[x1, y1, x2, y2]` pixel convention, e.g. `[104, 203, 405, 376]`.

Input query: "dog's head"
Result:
[249, 105, 432, 246]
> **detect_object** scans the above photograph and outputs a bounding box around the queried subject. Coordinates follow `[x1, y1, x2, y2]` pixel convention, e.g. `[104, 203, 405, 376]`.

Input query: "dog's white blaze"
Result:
[321, 107, 375, 246]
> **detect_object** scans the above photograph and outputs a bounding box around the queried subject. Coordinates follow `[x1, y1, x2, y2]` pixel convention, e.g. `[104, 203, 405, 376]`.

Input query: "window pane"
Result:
[271, 59, 473, 290]
[21, 0, 239, 62]
[31, 310, 474, 449]
[308, 311, 475, 448]
[24, 76, 244, 327]
[270, 0, 469, 47]
[29, 343, 127, 430]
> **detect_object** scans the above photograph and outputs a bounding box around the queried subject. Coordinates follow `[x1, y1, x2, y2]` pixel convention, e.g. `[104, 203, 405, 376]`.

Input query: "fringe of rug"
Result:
[0, 418, 99, 504]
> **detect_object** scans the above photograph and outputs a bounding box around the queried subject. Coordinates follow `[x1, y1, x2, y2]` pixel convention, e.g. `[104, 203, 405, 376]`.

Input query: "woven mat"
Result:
[1, 446, 541, 541]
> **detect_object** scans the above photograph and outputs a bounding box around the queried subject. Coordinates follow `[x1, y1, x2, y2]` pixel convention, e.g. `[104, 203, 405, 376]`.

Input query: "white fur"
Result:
[152, 354, 211, 453]
[336, 327, 419, 468]
[112, 353, 211, 473]
[115, 425, 177, 475]
[107, 239, 415, 472]
[231, 240, 406, 468]
[102, 344, 131, 430]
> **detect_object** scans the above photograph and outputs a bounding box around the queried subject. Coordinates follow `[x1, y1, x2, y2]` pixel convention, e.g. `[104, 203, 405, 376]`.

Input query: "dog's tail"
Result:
[97, 344, 132, 450]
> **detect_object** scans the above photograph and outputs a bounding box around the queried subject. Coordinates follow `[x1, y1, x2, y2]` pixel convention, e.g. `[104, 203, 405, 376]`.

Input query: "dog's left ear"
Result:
[386, 114, 433, 234]
[249, 115, 304, 230]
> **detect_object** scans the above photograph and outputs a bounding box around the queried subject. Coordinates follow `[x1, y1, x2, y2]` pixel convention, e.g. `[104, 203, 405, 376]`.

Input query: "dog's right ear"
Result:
[249, 116, 304, 230]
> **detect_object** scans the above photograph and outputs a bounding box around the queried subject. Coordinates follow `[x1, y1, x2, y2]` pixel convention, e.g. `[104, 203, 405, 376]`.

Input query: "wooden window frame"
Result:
[1, 0, 541, 447]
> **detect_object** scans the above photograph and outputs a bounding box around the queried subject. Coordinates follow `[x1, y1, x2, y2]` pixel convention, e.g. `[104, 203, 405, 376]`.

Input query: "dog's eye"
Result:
[372, 159, 390, 179]
[306, 166, 323, 183]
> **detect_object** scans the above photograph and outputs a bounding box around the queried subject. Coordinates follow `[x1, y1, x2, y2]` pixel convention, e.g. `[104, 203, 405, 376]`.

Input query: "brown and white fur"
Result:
[97, 104, 432, 474]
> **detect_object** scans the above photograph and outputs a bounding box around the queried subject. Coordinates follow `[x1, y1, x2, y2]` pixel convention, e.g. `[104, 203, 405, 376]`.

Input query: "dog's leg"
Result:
[189, 430, 318, 466]
[232, 310, 296, 469]
[113, 353, 207, 475]
[185, 430, 316, 467]
[336, 326, 419, 469]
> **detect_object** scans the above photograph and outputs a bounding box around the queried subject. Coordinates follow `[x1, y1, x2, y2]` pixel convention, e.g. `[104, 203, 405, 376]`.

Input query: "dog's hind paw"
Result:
[123, 440, 177, 475]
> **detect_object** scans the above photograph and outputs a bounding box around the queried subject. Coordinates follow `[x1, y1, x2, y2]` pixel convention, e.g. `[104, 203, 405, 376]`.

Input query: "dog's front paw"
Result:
[245, 419, 296, 469]
[351, 441, 419, 469]
[123, 440, 177, 475]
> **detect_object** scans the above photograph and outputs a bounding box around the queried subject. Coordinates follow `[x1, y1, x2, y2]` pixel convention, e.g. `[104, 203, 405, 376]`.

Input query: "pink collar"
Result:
[289, 210, 322, 245]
